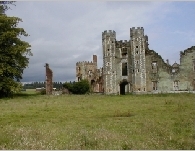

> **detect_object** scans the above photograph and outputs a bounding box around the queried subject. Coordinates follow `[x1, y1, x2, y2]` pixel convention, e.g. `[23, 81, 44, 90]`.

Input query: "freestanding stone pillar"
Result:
[45, 63, 53, 95]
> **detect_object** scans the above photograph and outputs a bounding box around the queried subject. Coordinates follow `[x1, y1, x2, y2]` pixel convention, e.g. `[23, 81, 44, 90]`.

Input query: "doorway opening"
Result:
[120, 80, 128, 95]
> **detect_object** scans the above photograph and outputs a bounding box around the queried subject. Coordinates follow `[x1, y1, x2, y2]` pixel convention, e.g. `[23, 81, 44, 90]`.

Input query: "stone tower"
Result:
[130, 27, 147, 92]
[102, 30, 117, 94]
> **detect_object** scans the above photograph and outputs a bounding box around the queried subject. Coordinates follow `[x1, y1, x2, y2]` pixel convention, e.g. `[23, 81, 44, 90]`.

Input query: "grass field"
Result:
[0, 92, 194, 149]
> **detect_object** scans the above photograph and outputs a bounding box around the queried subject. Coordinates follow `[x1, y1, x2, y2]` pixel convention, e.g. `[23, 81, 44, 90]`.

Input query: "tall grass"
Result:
[0, 93, 194, 149]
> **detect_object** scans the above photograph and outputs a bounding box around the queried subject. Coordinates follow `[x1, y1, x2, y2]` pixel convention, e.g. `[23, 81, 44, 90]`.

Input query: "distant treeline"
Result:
[23, 82, 64, 90]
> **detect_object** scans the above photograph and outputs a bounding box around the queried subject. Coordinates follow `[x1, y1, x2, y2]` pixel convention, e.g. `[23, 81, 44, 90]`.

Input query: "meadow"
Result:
[0, 91, 194, 149]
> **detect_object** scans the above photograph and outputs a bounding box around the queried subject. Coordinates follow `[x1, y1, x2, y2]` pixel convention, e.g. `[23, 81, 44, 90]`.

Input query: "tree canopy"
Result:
[0, 2, 32, 98]
[63, 80, 90, 94]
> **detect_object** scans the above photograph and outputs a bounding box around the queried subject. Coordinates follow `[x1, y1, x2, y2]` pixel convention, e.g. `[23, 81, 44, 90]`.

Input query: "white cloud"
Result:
[5, 1, 195, 82]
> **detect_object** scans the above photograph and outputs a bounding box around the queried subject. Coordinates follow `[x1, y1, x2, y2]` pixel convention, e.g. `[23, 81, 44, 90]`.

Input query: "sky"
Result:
[6, 1, 195, 83]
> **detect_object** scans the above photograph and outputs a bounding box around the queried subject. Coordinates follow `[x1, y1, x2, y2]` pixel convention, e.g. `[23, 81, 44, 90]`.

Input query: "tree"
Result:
[63, 80, 90, 94]
[63, 82, 73, 92]
[0, 2, 32, 98]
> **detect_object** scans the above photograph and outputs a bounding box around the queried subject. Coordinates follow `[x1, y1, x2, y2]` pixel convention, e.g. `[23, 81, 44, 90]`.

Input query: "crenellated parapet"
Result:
[76, 61, 95, 66]
[116, 40, 130, 48]
[130, 27, 144, 38]
[102, 30, 116, 42]
[102, 30, 116, 36]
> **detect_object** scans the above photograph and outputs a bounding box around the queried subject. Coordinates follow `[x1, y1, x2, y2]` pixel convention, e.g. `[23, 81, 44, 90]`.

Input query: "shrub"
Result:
[63, 80, 90, 94]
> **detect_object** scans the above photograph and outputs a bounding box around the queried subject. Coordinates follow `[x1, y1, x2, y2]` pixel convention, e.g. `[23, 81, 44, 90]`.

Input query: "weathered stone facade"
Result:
[76, 27, 195, 94]
[45, 63, 53, 95]
[76, 55, 103, 92]
[102, 27, 195, 94]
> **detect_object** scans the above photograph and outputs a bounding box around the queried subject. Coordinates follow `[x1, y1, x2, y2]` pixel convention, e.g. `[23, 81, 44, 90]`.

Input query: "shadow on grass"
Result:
[134, 93, 195, 97]
[112, 109, 134, 118]
[13, 92, 41, 98]
[0, 93, 41, 100]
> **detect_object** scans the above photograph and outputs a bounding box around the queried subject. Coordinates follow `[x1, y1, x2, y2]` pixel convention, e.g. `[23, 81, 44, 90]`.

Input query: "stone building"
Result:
[76, 55, 103, 92]
[76, 27, 195, 95]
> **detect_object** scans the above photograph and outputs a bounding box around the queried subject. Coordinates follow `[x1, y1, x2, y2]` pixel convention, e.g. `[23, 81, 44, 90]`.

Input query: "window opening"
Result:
[152, 81, 157, 90]
[122, 63, 128, 76]
[152, 62, 157, 68]
[88, 70, 92, 77]
[121, 48, 127, 58]
[152, 61, 157, 73]
[78, 67, 81, 72]
[173, 81, 179, 91]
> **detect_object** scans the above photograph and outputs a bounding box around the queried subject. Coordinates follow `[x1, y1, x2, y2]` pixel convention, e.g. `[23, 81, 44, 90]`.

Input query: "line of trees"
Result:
[23, 82, 64, 90]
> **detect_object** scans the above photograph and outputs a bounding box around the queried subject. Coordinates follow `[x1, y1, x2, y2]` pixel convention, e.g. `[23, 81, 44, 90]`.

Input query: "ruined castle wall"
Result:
[145, 50, 172, 92]
[76, 61, 97, 82]
[157, 67, 173, 92]
[177, 47, 195, 90]
[145, 47, 195, 92]
[85, 27, 195, 95]
[114, 40, 131, 93]
[76, 55, 103, 93]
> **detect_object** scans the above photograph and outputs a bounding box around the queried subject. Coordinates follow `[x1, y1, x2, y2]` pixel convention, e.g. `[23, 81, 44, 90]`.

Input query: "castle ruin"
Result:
[76, 55, 103, 92]
[76, 27, 195, 95]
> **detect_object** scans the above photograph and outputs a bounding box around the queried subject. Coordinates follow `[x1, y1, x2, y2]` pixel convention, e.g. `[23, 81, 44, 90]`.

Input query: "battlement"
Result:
[102, 30, 116, 39]
[130, 27, 144, 30]
[116, 40, 130, 48]
[117, 40, 131, 44]
[76, 61, 95, 66]
[130, 27, 144, 37]
[102, 30, 116, 34]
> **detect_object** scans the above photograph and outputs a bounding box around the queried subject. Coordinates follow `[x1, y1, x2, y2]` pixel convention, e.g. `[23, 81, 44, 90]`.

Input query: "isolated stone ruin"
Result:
[45, 63, 53, 95]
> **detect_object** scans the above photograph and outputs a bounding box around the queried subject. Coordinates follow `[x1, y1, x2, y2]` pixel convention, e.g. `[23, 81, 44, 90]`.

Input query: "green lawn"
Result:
[0, 93, 194, 149]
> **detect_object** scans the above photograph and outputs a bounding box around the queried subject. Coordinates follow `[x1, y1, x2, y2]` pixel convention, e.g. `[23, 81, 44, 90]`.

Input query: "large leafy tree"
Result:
[0, 1, 32, 98]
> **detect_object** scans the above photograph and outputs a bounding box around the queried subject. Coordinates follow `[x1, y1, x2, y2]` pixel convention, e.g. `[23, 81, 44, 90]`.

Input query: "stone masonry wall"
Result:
[76, 55, 103, 92]
[45, 63, 53, 95]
